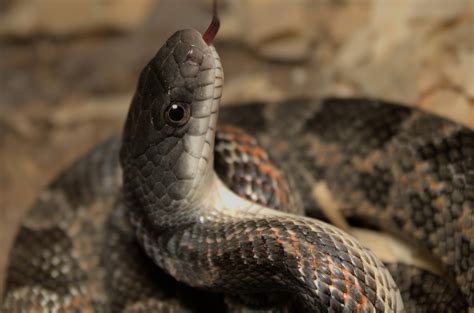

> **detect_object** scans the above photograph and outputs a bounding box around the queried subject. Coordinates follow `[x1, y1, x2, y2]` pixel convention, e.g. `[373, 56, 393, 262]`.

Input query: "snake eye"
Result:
[164, 103, 191, 127]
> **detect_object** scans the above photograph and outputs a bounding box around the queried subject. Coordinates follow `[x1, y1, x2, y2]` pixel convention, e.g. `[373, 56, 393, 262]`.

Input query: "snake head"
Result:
[120, 29, 223, 220]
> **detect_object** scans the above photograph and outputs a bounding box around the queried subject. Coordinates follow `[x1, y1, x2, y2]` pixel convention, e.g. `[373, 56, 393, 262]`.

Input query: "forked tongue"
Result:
[203, 0, 220, 45]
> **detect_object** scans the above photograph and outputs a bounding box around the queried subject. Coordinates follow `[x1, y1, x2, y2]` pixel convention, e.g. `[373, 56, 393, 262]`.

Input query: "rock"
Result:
[0, 0, 155, 37]
[219, 0, 314, 62]
[222, 74, 285, 104]
[328, 0, 474, 125]
[420, 88, 473, 127]
[460, 51, 474, 98]
[50, 94, 131, 127]
[335, 34, 421, 104]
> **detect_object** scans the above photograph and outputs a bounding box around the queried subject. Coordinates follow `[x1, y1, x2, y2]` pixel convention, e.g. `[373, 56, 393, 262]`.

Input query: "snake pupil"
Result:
[169, 104, 184, 120]
[165, 103, 190, 126]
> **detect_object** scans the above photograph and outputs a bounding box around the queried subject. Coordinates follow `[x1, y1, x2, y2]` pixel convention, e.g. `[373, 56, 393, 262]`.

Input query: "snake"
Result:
[2, 7, 473, 313]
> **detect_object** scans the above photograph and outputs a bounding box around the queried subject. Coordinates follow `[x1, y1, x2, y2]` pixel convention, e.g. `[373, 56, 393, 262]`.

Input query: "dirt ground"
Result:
[1, 0, 473, 295]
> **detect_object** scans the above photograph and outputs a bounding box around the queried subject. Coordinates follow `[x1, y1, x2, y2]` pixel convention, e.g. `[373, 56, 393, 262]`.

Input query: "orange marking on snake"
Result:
[274, 188, 289, 206]
[434, 196, 449, 211]
[305, 241, 318, 270]
[65, 296, 93, 313]
[236, 142, 291, 206]
[258, 163, 283, 180]
[238, 134, 256, 145]
[220, 125, 256, 145]
[350, 271, 367, 312]
[327, 257, 363, 309]
[289, 233, 300, 258]
[239, 145, 266, 159]
[271, 228, 284, 245]
[357, 294, 367, 313]
[217, 124, 237, 132]
[325, 258, 336, 291]
[340, 266, 351, 304]
[249, 146, 267, 159]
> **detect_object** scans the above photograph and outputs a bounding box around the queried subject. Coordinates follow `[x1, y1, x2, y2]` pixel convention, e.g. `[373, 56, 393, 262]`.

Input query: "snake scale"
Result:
[2, 10, 473, 313]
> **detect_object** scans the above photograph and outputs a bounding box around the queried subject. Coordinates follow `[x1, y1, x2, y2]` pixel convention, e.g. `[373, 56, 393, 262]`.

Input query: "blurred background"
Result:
[0, 0, 473, 294]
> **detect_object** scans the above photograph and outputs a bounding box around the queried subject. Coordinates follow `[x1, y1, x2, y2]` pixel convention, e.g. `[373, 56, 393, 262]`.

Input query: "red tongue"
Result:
[203, 0, 220, 45]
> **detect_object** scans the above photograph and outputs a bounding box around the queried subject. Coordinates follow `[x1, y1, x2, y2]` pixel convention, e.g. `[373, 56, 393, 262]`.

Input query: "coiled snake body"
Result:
[2, 28, 473, 312]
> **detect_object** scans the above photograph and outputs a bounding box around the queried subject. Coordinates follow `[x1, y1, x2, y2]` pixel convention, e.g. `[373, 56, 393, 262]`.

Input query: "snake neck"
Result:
[131, 173, 403, 312]
[128, 173, 245, 231]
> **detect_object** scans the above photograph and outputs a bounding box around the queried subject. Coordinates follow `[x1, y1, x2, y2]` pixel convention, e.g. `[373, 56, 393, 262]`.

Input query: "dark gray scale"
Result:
[103, 201, 225, 313]
[240, 101, 329, 221]
[121, 299, 193, 313]
[225, 293, 293, 312]
[1, 286, 107, 312]
[3, 138, 126, 311]
[386, 263, 468, 313]
[316, 158, 396, 223]
[103, 202, 169, 311]
[219, 102, 269, 136]
[50, 137, 122, 208]
[303, 98, 412, 157]
[357, 166, 393, 209]
[386, 117, 474, 304]
[5, 226, 87, 296]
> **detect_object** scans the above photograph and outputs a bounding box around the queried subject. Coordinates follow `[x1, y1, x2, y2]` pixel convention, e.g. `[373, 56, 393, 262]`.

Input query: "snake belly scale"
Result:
[1, 27, 473, 313]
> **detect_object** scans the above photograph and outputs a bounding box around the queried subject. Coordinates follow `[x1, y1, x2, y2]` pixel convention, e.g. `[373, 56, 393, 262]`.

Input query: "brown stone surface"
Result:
[327, 0, 474, 124]
[1, 0, 473, 296]
[0, 0, 156, 37]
